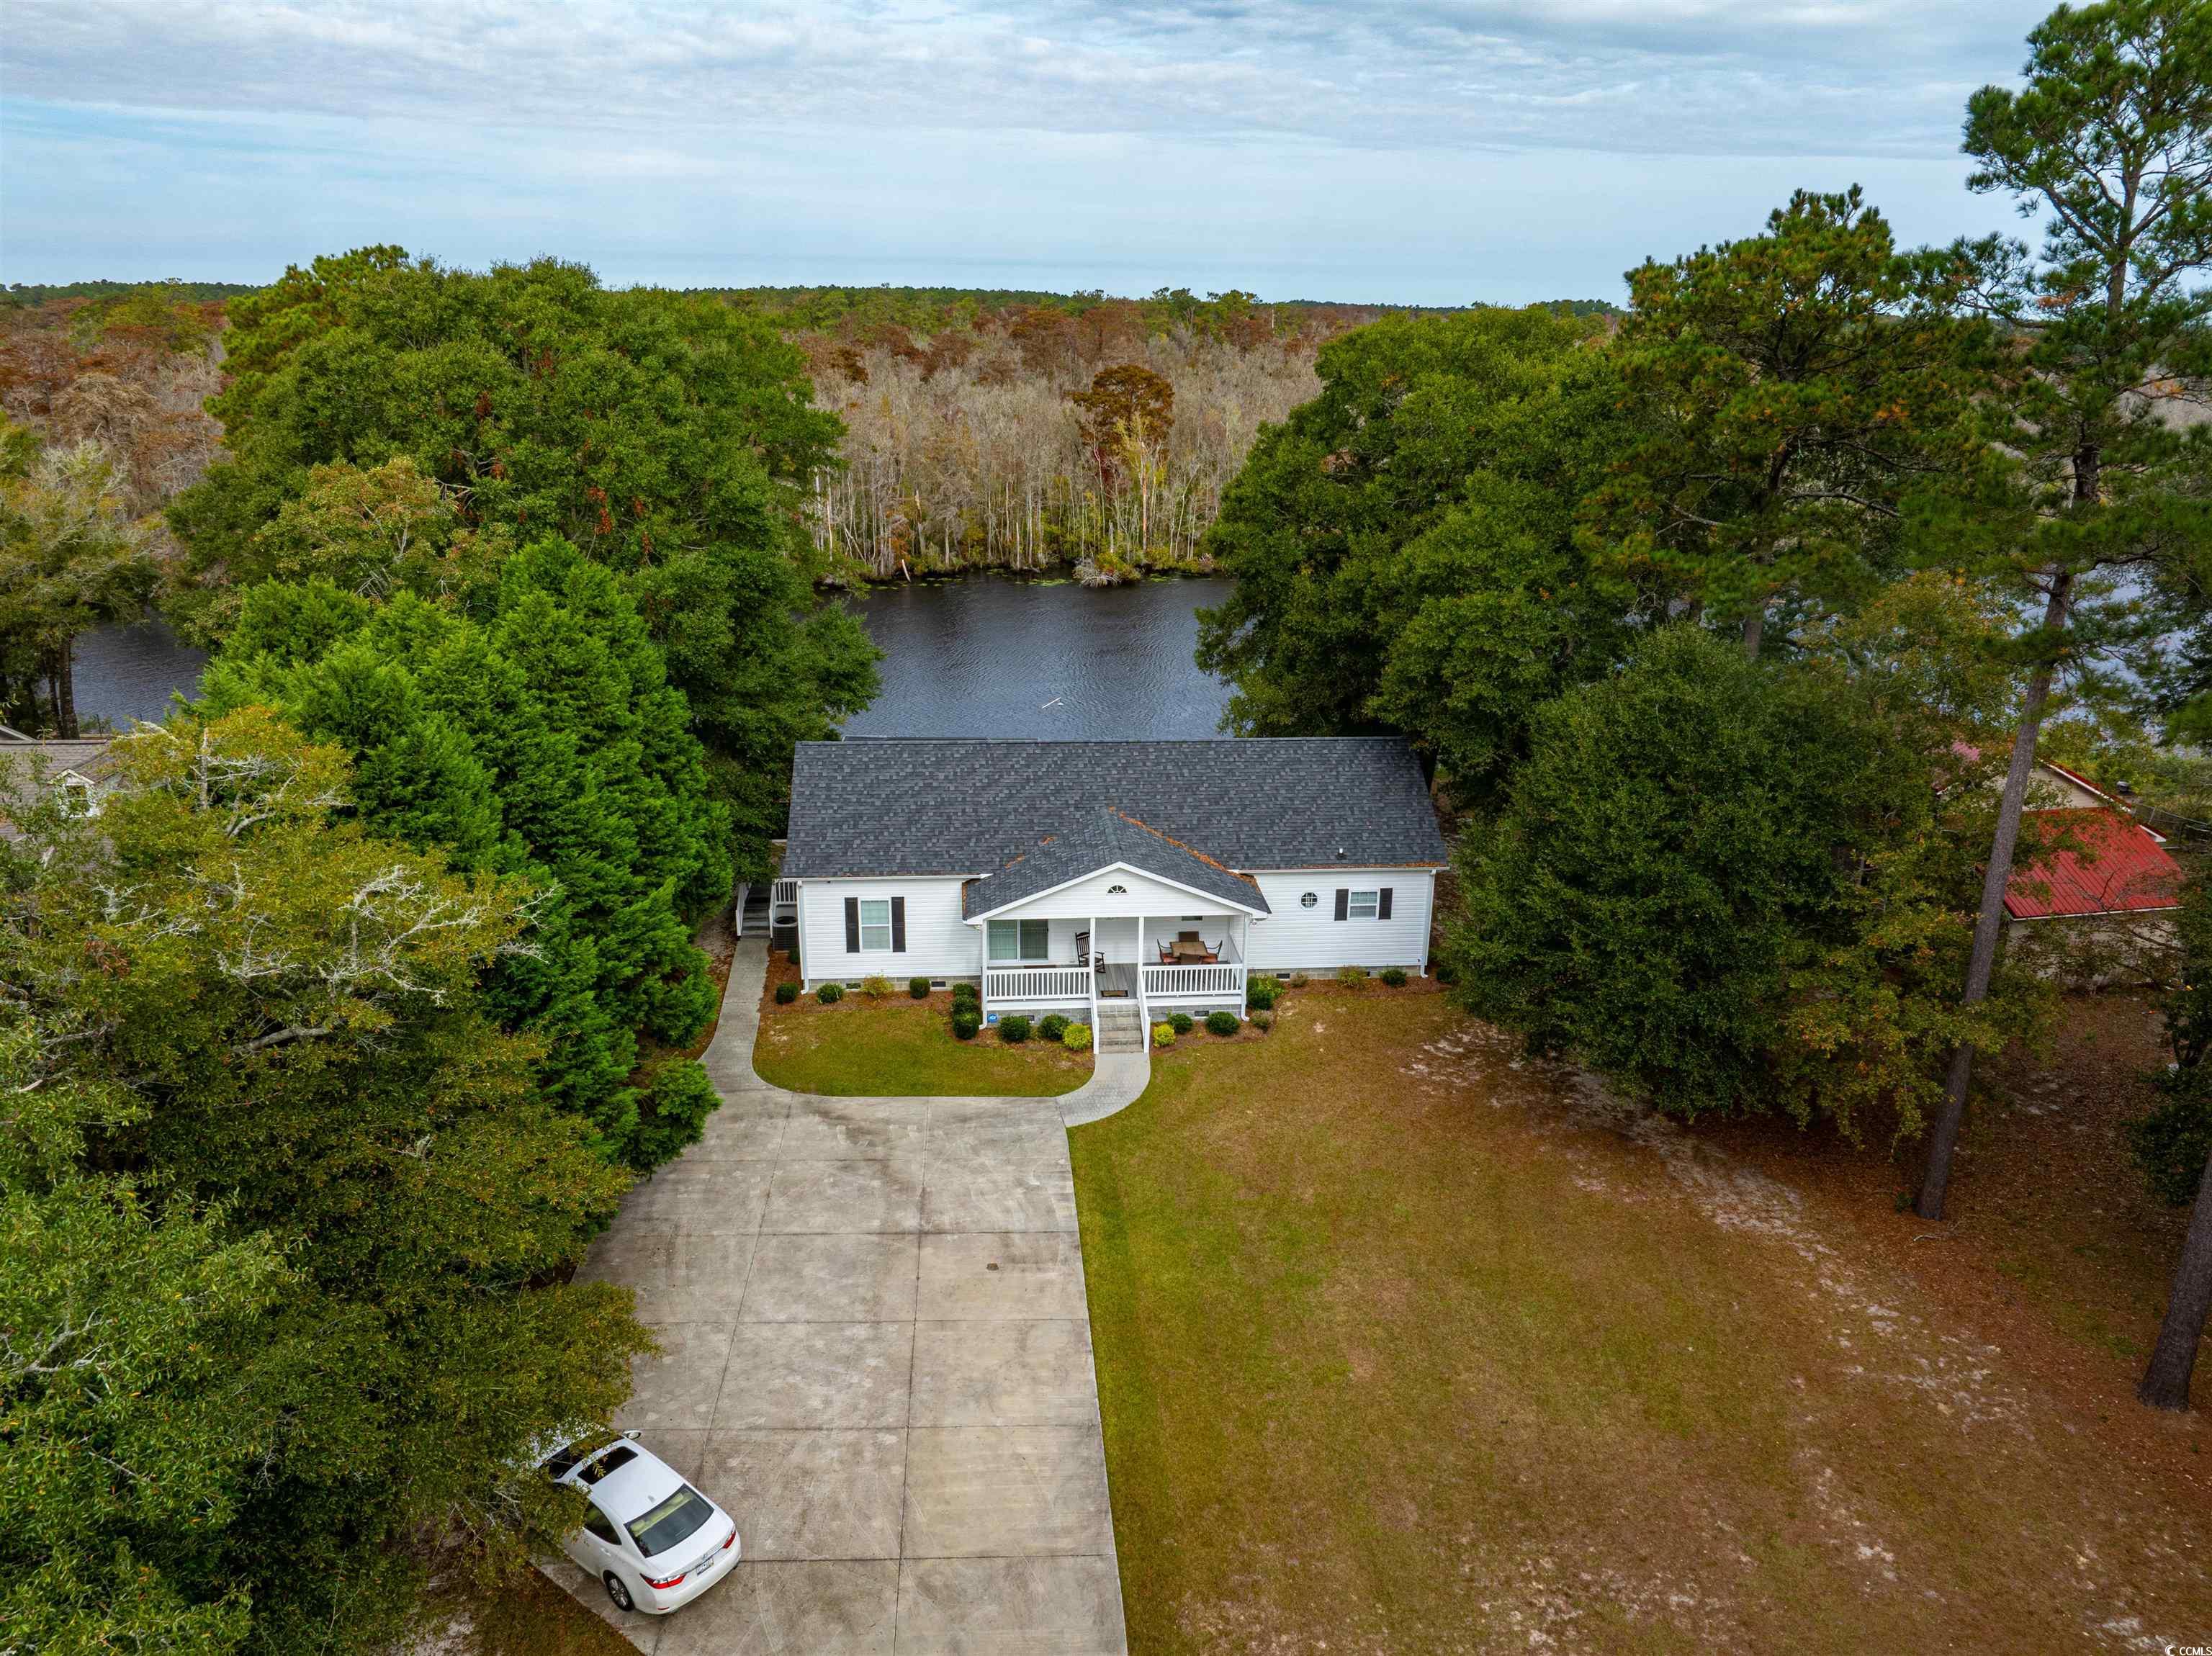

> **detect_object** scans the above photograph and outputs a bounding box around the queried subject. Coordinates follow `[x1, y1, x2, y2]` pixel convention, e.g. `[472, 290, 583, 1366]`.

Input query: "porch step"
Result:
[1094, 1004, 1146, 1056]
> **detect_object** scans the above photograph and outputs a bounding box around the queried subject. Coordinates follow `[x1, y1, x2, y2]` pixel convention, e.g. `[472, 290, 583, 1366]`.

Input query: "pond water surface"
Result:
[71, 576, 1239, 740]
[845, 575, 1236, 739]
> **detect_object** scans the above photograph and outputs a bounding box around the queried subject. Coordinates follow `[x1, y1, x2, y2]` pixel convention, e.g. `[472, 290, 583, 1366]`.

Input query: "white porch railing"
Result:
[1142, 962, 1246, 1002]
[984, 966, 1093, 1006]
[770, 878, 799, 915]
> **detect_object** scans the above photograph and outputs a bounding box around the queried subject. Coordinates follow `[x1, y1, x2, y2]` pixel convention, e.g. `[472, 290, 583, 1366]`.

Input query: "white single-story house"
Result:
[775, 737, 1450, 1025]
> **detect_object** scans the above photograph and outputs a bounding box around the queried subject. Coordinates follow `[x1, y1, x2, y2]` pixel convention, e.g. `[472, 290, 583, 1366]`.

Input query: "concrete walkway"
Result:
[549, 938, 1146, 1653]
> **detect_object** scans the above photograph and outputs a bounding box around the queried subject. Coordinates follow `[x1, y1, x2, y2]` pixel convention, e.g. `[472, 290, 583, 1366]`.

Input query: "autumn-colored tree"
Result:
[1069, 364, 1175, 491]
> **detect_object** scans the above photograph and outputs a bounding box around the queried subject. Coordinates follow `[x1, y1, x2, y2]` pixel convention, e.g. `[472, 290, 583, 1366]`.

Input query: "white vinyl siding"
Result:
[1242, 868, 1437, 974]
[799, 878, 979, 984]
[974, 865, 1253, 922]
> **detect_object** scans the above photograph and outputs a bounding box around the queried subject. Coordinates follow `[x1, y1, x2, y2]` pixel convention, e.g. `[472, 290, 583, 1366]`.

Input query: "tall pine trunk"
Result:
[2140, 1146, 2212, 1410]
[1915, 572, 2072, 1220]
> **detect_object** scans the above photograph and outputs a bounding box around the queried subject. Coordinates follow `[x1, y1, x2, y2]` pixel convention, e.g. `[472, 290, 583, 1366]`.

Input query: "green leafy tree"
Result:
[1447, 616, 2034, 1135]
[167, 249, 879, 874]
[1583, 186, 1992, 659]
[1910, 0, 2212, 1223]
[1195, 305, 1650, 796]
[202, 540, 730, 1169]
[0, 709, 648, 1652]
[0, 435, 160, 734]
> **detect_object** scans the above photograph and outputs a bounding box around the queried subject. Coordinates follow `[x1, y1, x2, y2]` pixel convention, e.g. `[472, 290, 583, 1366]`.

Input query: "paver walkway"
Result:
[549, 937, 1146, 1653]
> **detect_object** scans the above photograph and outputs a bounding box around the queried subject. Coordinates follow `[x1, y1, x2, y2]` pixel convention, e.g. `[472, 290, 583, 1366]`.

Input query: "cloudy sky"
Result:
[3, 1, 2051, 304]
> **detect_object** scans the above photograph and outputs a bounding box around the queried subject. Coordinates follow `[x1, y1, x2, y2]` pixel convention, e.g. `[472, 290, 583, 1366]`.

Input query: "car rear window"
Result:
[576, 1445, 637, 1485]
[626, 1485, 715, 1558]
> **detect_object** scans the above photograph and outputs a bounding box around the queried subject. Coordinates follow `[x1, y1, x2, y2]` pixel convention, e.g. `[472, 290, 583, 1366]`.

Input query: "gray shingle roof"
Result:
[783, 737, 1447, 881]
[962, 809, 1269, 918]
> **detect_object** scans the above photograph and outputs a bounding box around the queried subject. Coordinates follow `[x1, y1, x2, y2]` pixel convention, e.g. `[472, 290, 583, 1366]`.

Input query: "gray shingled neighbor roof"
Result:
[963, 808, 1269, 918]
[783, 737, 1448, 882]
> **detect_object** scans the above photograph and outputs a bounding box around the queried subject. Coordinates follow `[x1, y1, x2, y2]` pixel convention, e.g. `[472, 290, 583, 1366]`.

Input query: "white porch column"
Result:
[1136, 914, 1146, 1028]
[1088, 912, 1098, 1030]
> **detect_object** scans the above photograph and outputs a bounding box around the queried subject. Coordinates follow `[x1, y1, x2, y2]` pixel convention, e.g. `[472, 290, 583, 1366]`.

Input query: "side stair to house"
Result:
[738, 882, 772, 939]
[1095, 1002, 1146, 1055]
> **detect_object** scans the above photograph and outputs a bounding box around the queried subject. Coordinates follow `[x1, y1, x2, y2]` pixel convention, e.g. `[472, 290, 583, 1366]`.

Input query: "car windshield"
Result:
[626, 1485, 715, 1558]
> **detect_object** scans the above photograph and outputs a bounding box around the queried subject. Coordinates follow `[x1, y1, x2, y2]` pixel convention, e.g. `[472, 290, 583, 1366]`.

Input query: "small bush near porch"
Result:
[755, 958, 1090, 1096]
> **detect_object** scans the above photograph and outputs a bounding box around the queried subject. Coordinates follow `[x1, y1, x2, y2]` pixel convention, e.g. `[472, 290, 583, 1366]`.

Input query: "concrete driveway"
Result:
[550, 938, 1143, 1654]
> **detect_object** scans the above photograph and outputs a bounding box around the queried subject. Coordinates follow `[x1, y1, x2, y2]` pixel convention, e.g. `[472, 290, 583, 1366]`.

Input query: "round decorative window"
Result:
[1106, 883, 1127, 894]
[1300, 891, 1318, 909]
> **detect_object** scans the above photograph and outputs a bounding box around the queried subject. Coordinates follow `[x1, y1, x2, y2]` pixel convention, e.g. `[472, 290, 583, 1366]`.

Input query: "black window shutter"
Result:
[1334, 888, 1349, 921]
[891, 896, 907, 952]
[844, 896, 860, 952]
[1377, 887, 1393, 919]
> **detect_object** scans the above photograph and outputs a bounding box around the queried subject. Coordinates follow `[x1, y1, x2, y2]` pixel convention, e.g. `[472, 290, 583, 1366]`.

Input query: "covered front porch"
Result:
[961, 814, 1272, 1030]
[980, 913, 1252, 1026]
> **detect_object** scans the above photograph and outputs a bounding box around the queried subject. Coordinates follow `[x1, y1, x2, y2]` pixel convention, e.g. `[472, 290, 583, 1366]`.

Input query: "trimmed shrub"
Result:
[774, 981, 799, 1004]
[951, 1009, 981, 1040]
[1205, 1009, 1240, 1037]
[1380, 967, 1408, 988]
[1167, 1012, 1194, 1035]
[1249, 974, 1283, 997]
[1062, 1022, 1093, 1052]
[909, 976, 932, 999]
[951, 981, 980, 1007]
[860, 974, 895, 999]
[1251, 1009, 1273, 1031]
[1036, 1013, 1070, 1043]
[627, 1057, 719, 1171]
[1152, 1022, 1177, 1048]
[1435, 958, 1459, 986]
[997, 1014, 1032, 1043]
[816, 981, 843, 1004]
[1336, 965, 1370, 985]
[1246, 985, 1277, 1012]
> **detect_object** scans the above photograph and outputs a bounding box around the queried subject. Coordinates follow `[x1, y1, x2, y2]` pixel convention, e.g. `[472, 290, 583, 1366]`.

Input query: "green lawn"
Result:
[1070, 986, 2212, 1654]
[752, 994, 1092, 1096]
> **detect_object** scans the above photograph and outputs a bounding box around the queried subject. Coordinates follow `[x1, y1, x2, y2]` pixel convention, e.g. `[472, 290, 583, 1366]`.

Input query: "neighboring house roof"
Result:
[962, 808, 1269, 919]
[2004, 809, 2183, 920]
[0, 731, 122, 785]
[783, 737, 1449, 880]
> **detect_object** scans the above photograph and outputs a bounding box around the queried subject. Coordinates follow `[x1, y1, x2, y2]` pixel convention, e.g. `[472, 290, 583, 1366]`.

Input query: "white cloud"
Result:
[0, 0, 2050, 297]
[5, 0, 2045, 157]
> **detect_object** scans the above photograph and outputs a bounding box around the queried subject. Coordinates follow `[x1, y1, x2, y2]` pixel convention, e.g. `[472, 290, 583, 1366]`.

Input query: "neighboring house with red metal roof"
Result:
[2003, 763, 2186, 986]
[2004, 809, 2183, 922]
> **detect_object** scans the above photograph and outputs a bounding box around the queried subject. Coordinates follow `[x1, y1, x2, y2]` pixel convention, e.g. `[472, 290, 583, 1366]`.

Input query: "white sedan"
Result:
[540, 1432, 740, 1614]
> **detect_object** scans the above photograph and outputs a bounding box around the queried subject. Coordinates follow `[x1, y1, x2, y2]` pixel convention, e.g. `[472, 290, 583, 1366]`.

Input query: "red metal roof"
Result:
[2004, 809, 2183, 920]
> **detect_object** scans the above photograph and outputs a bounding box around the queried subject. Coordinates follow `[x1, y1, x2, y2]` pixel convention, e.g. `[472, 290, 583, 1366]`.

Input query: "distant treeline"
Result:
[2, 277, 263, 306]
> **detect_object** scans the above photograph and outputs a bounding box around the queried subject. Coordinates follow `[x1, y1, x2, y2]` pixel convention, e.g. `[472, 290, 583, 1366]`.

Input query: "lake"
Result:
[844, 575, 1236, 739]
[72, 576, 1240, 739]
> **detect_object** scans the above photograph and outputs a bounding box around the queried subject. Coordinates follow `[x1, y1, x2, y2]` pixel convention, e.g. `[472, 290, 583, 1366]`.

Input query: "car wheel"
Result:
[603, 1571, 634, 1612]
